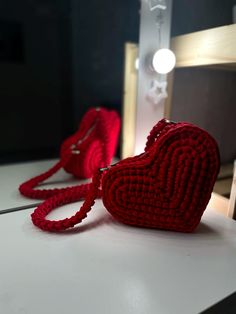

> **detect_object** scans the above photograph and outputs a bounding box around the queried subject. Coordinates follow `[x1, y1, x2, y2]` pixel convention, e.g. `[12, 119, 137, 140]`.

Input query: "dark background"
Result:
[0, 0, 235, 164]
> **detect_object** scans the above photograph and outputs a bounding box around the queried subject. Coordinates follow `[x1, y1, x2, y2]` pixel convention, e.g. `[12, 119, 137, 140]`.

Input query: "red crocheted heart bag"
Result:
[31, 119, 220, 233]
[19, 107, 120, 199]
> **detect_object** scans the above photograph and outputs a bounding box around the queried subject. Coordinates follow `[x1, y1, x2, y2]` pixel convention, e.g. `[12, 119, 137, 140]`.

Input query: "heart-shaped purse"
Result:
[31, 118, 220, 233]
[19, 107, 120, 199]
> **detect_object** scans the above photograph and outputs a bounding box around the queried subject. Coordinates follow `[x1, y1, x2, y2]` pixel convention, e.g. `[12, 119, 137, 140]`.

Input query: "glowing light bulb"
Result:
[152, 48, 176, 74]
[135, 58, 139, 70]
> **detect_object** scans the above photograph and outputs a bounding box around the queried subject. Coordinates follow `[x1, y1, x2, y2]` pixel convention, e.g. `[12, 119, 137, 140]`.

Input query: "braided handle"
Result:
[19, 109, 101, 199]
[145, 119, 176, 152]
[19, 109, 103, 200]
[31, 170, 102, 231]
[19, 155, 74, 199]
[19, 108, 120, 200]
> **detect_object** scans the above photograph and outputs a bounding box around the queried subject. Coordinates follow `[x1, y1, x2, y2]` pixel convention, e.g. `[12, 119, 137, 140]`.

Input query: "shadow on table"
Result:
[57, 214, 219, 238]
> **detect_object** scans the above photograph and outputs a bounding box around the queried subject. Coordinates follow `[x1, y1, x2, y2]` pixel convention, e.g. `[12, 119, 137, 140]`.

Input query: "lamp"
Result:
[152, 48, 176, 74]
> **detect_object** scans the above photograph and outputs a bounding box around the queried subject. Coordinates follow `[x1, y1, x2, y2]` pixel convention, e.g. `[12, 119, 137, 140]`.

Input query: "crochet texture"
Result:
[31, 119, 220, 233]
[19, 107, 120, 199]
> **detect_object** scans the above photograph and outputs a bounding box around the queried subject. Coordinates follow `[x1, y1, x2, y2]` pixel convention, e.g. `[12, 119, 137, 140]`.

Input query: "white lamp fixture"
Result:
[152, 48, 176, 74]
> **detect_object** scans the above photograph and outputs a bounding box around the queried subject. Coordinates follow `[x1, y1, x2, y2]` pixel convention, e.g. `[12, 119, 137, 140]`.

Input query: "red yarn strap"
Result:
[31, 170, 103, 231]
[19, 108, 119, 200]
[145, 119, 176, 152]
[18, 155, 76, 199]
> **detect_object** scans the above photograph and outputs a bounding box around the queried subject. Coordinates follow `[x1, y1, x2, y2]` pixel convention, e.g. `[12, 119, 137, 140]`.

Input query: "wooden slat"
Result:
[207, 192, 229, 216]
[121, 43, 138, 159]
[228, 161, 236, 219]
[171, 24, 236, 69]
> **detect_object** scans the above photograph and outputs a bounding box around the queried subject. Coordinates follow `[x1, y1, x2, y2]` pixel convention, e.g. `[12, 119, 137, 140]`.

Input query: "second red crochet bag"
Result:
[31, 118, 220, 233]
[19, 107, 120, 199]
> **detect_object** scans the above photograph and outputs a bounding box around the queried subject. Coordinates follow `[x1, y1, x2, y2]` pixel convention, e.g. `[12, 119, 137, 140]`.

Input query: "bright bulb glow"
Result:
[135, 58, 139, 70]
[152, 48, 176, 74]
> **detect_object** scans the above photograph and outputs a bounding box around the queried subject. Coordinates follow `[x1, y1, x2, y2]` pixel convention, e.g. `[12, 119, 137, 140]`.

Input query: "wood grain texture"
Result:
[121, 43, 138, 159]
[171, 24, 236, 69]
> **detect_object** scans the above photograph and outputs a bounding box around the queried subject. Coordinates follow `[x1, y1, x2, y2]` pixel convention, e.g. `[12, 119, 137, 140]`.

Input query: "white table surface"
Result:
[0, 159, 81, 212]
[0, 199, 236, 314]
